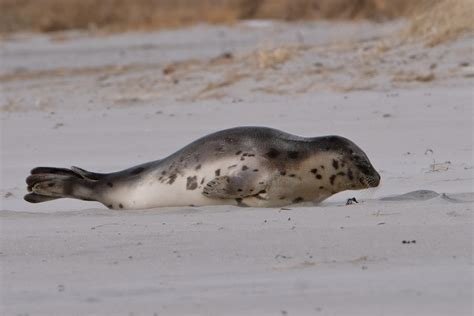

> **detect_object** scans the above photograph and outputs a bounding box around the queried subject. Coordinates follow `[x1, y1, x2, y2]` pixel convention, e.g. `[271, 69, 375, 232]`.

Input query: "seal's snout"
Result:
[368, 170, 381, 188]
[354, 159, 380, 188]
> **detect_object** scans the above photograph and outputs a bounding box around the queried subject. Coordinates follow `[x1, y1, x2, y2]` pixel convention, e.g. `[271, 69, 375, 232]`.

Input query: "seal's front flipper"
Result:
[202, 175, 267, 199]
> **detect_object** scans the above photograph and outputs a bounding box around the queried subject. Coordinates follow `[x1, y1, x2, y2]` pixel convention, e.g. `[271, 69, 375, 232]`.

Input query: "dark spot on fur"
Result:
[259, 181, 264, 185]
[240, 157, 245, 161]
[161, 170, 166, 175]
[289, 174, 296, 177]
[237, 189, 242, 192]
[131, 167, 145, 175]
[292, 197, 304, 203]
[242, 153, 248, 157]
[228, 164, 237, 169]
[215, 169, 221, 176]
[310, 168, 318, 174]
[186, 176, 198, 190]
[107, 204, 113, 209]
[167, 173, 177, 185]
[321, 165, 325, 169]
[348, 169, 354, 180]
[119, 203, 123, 209]
[316, 174, 322, 179]
[235, 198, 243, 204]
[325, 147, 330, 151]
[258, 190, 266, 194]
[253, 169, 259, 172]
[266, 148, 280, 159]
[280, 196, 286, 200]
[337, 172, 346, 176]
[200, 178, 205, 184]
[235, 150, 242, 155]
[195, 164, 201, 170]
[359, 177, 365, 185]
[48, 183, 55, 187]
[330, 175, 336, 185]
[288, 151, 299, 159]
[242, 165, 248, 171]
[319, 186, 324, 189]
[159, 176, 163, 181]
[280, 170, 286, 176]
[332, 159, 339, 169]
[248, 154, 255, 157]
[107, 182, 114, 187]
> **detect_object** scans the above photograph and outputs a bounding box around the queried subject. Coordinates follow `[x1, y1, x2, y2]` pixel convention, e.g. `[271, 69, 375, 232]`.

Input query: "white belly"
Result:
[102, 160, 242, 209]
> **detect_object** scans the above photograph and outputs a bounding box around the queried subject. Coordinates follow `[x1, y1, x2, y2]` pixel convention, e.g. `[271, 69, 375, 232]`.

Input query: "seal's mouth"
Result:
[357, 169, 381, 189]
[365, 172, 381, 188]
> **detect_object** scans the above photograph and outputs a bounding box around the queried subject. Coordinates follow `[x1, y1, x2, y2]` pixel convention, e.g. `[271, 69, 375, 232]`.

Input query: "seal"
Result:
[24, 127, 380, 209]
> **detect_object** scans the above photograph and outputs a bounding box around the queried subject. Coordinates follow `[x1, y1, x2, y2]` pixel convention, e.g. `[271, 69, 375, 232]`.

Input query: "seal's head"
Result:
[320, 135, 381, 191]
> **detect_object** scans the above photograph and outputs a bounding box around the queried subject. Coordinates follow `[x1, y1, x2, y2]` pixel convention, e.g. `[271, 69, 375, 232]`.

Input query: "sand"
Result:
[1, 21, 473, 315]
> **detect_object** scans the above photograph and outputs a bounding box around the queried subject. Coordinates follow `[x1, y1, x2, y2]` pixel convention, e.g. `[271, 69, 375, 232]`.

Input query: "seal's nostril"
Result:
[371, 174, 381, 187]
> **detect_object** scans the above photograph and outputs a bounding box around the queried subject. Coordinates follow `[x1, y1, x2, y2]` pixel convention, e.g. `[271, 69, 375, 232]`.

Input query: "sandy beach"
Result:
[1, 18, 473, 315]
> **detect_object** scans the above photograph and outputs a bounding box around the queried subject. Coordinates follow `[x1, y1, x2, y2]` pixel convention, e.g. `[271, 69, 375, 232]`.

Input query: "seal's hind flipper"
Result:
[31, 167, 83, 178]
[203, 175, 267, 199]
[31, 166, 106, 181]
[24, 193, 61, 203]
[25, 172, 97, 203]
[71, 166, 107, 181]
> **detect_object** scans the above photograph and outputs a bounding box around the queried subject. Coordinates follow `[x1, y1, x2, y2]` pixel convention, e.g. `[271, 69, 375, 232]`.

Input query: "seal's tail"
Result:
[24, 166, 103, 203]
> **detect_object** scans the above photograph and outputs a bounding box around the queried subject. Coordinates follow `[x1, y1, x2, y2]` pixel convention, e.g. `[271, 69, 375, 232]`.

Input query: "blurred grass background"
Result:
[0, 0, 472, 44]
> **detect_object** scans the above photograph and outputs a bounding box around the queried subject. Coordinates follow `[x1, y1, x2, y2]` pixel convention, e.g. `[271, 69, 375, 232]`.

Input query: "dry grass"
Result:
[0, 0, 240, 33]
[0, 64, 158, 82]
[404, 0, 474, 46]
[257, 47, 295, 69]
[0, 0, 433, 34]
[248, 0, 421, 21]
[392, 71, 436, 83]
[1, 1, 471, 46]
[195, 72, 248, 98]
